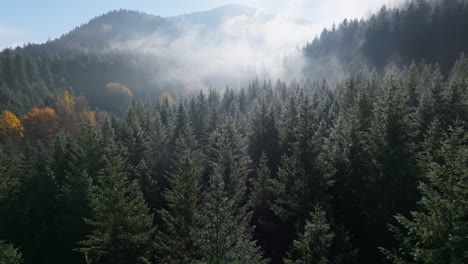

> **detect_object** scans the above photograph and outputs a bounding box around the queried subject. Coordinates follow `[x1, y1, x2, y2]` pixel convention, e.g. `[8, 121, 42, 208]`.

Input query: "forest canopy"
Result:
[0, 0, 467, 264]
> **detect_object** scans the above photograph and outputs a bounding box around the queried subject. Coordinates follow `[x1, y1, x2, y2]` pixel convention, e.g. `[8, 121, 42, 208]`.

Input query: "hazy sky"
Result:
[0, 0, 402, 49]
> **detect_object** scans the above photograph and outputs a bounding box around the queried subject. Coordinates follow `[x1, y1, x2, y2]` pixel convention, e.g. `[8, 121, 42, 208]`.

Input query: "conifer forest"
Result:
[0, 0, 467, 263]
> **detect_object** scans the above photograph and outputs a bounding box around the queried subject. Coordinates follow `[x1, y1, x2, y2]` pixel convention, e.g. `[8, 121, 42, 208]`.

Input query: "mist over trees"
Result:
[304, 0, 468, 76]
[0, 0, 467, 264]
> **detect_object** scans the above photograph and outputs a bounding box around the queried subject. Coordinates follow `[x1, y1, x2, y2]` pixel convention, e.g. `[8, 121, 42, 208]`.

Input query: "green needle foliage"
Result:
[0, 241, 23, 264]
[382, 124, 468, 264]
[78, 144, 155, 264]
[284, 207, 334, 264]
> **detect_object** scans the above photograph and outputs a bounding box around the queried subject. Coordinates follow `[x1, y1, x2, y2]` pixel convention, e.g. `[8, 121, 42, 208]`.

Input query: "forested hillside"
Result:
[0, 0, 467, 264]
[305, 0, 468, 76]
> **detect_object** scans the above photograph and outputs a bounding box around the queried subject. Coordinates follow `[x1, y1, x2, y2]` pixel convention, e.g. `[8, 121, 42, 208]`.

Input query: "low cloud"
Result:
[103, 0, 406, 90]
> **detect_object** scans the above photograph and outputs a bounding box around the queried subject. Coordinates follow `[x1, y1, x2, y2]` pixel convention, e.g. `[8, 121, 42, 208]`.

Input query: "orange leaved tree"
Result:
[23, 107, 60, 145]
[0, 110, 24, 144]
[160, 92, 174, 105]
[56, 92, 97, 133]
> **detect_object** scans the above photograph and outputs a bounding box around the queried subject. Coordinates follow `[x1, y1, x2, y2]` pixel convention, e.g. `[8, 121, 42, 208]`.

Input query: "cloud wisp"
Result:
[104, 0, 405, 90]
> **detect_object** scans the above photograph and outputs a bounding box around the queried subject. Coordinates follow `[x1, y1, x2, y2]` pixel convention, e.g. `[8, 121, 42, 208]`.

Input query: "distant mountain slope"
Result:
[54, 10, 169, 52]
[169, 4, 258, 26]
[3, 0, 468, 114]
[23, 5, 266, 56]
[23, 10, 170, 55]
[11, 5, 275, 113]
[304, 0, 468, 75]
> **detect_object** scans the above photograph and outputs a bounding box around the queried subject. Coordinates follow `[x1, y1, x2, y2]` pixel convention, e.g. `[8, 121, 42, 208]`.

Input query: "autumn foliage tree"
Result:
[0, 110, 24, 144]
[105, 83, 133, 113]
[160, 92, 174, 105]
[22, 107, 60, 145]
[56, 92, 97, 134]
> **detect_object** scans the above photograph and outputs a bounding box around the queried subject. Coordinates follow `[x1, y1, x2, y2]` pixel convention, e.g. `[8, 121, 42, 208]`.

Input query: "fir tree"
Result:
[78, 144, 155, 264]
[207, 117, 251, 204]
[0, 241, 23, 264]
[58, 169, 93, 264]
[270, 148, 307, 223]
[248, 100, 280, 169]
[194, 166, 267, 264]
[250, 153, 273, 219]
[156, 129, 204, 263]
[284, 207, 334, 264]
[382, 124, 468, 264]
[23, 151, 60, 264]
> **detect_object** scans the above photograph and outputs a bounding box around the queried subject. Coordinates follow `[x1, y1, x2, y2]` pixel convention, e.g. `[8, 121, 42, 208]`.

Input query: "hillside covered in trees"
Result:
[0, 0, 467, 264]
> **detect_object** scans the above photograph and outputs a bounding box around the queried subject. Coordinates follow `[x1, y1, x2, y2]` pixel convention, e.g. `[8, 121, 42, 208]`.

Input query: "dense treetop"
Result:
[0, 0, 467, 264]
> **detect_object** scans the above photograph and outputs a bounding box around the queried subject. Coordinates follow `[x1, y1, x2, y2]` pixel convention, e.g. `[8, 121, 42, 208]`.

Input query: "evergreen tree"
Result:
[250, 153, 273, 219]
[156, 129, 204, 263]
[78, 144, 155, 264]
[59, 169, 93, 263]
[284, 207, 334, 264]
[0, 151, 23, 249]
[248, 100, 280, 169]
[382, 124, 468, 264]
[145, 110, 168, 208]
[207, 117, 250, 204]
[22, 151, 61, 264]
[364, 70, 419, 261]
[0, 241, 23, 264]
[250, 153, 279, 262]
[69, 124, 106, 181]
[13, 54, 27, 87]
[1, 50, 14, 88]
[270, 148, 308, 223]
[194, 166, 267, 264]
[192, 91, 209, 144]
[417, 66, 450, 133]
[279, 96, 298, 154]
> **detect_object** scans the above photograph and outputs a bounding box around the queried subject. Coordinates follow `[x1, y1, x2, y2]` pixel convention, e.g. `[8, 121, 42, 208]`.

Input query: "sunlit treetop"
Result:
[0, 110, 24, 139]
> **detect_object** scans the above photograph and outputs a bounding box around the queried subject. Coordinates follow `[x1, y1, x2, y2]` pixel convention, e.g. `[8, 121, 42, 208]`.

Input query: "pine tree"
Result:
[248, 100, 280, 170]
[191, 116, 267, 263]
[279, 96, 298, 154]
[0, 151, 23, 249]
[446, 54, 468, 124]
[324, 83, 375, 259]
[417, 66, 450, 133]
[145, 110, 168, 208]
[274, 93, 331, 223]
[1, 49, 14, 88]
[78, 144, 155, 264]
[192, 91, 209, 144]
[119, 109, 156, 202]
[173, 102, 191, 142]
[25, 56, 40, 83]
[23, 150, 61, 264]
[250, 153, 273, 219]
[207, 117, 250, 204]
[69, 124, 106, 181]
[0, 241, 23, 264]
[250, 153, 278, 262]
[364, 70, 419, 258]
[270, 148, 307, 223]
[284, 207, 334, 264]
[194, 166, 267, 264]
[47, 134, 92, 264]
[156, 129, 204, 263]
[13, 54, 27, 87]
[59, 170, 93, 264]
[382, 124, 468, 264]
